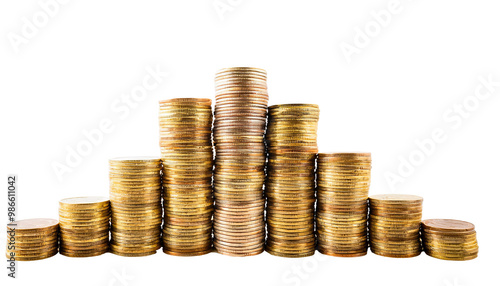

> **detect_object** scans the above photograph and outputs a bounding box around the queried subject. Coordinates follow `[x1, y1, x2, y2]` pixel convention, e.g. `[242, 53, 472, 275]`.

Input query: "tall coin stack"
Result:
[6, 218, 59, 261]
[421, 219, 478, 261]
[59, 197, 110, 257]
[265, 104, 319, 257]
[109, 157, 162, 256]
[213, 67, 268, 256]
[369, 194, 423, 258]
[316, 153, 371, 257]
[159, 98, 214, 256]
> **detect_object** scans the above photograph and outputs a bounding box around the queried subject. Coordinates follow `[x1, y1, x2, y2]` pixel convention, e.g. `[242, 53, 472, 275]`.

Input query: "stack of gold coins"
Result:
[369, 194, 423, 258]
[265, 104, 319, 257]
[5, 219, 58, 261]
[58, 197, 110, 257]
[109, 157, 162, 256]
[213, 67, 268, 256]
[421, 219, 478, 261]
[316, 153, 371, 257]
[158, 98, 214, 256]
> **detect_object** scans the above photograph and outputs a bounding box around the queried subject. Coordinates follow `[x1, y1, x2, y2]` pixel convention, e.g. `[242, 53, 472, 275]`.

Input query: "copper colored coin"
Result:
[7, 218, 58, 231]
[421, 219, 475, 232]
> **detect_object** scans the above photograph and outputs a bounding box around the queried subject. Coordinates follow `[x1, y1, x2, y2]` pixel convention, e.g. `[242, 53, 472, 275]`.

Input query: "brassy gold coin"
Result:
[369, 194, 423, 258]
[159, 98, 214, 256]
[109, 157, 162, 257]
[58, 196, 110, 258]
[265, 104, 319, 257]
[316, 153, 371, 257]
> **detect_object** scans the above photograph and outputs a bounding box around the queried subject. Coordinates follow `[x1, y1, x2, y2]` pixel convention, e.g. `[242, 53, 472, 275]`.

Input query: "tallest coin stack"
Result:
[213, 67, 268, 256]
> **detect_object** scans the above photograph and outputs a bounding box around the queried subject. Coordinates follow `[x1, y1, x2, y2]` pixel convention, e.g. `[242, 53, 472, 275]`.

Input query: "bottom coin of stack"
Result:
[6, 218, 59, 261]
[369, 194, 423, 258]
[421, 219, 478, 261]
[59, 197, 110, 257]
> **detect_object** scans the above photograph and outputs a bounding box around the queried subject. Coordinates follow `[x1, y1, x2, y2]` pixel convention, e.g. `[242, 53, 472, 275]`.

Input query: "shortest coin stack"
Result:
[369, 194, 423, 258]
[421, 219, 478, 261]
[6, 218, 59, 261]
[59, 197, 110, 257]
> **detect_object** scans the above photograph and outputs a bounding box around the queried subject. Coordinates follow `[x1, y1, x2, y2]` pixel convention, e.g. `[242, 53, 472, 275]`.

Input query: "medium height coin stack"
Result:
[369, 194, 423, 258]
[317, 153, 371, 257]
[59, 197, 110, 257]
[109, 157, 162, 256]
[265, 104, 319, 257]
[4, 67, 481, 263]
[212, 67, 268, 256]
[159, 98, 214, 256]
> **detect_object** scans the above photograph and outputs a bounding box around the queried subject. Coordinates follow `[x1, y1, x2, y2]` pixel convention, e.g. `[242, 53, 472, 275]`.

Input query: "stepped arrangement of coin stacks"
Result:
[368, 194, 423, 258]
[109, 157, 162, 256]
[3, 68, 481, 262]
[6, 219, 59, 261]
[159, 98, 214, 256]
[59, 197, 110, 257]
[212, 67, 268, 256]
[316, 153, 371, 257]
[265, 104, 319, 257]
[421, 219, 479, 261]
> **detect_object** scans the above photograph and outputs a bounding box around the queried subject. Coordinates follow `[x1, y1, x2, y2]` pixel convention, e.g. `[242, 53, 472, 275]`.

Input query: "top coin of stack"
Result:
[159, 98, 214, 256]
[59, 196, 110, 257]
[109, 157, 162, 256]
[421, 219, 478, 261]
[316, 153, 371, 257]
[265, 104, 319, 257]
[6, 218, 59, 261]
[213, 67, 268, 256]
[369, 194, 423, 258]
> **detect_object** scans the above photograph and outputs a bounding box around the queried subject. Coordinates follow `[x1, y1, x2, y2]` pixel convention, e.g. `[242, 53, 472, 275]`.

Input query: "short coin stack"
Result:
[265, 104, 319, 257]
[421, 219, 478, 261]
[109, 157, 162, 256]
[213, 67, 268, 256]
[316, 153, 371, 257]
[6, 218, 58, 261]
[369, 194, 423, 258]
[59, 197, 110, 257]
[159, 98, 214, 256]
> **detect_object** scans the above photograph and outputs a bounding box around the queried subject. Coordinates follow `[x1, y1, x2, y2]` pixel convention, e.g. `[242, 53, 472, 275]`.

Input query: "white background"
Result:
[1, 1, 499, 286]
